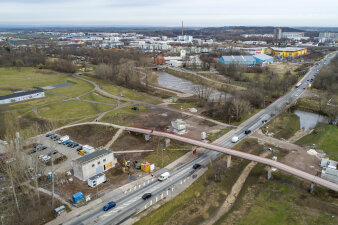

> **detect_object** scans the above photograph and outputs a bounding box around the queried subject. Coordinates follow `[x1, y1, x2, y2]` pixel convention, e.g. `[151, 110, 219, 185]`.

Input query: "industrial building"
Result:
[253, 54, 274, 64]
[217, 55, 256, 65]
[270, 47, 307, 57]
[72, 149, 115, 181]
[0, 88, 45, 105]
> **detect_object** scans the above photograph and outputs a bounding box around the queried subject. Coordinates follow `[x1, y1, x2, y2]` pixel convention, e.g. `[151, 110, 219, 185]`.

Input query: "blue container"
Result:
[72, 192, 85, 204]
[48, 172, 52, 179]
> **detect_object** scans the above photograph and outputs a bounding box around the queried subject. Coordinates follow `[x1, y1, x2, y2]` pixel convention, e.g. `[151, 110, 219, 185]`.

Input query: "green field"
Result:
[0, 67, 65, 91]
[81, 75, 162, 104]
[207, 128, 231, 141]
[81, 91, 118, 104]
[7, 96, 66, 111]
[296, 124, 338, 160]
[46, 77, 94, 97]
[261, 112, 300, 139]
[100, 105, 147, 125]
[168, 103, 198, 110]
[38, 100, 114, 119]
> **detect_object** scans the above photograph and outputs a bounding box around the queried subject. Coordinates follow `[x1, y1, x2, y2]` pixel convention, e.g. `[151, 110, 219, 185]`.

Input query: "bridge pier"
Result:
[226, 155, 231, 168]
[309, 183, 314, 193]
[267, 167, 272, 180]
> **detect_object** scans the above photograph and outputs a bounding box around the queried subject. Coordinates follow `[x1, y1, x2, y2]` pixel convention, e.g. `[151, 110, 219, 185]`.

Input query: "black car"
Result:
[193, 164, 201, 169]
[71, 143, 79, 148]
[262, 120, 268, 124]
[77, 146, 83, 151]
[67, 142, 73, 147]
[40, 145, 47, 150]
[142, 193, 152, 200]
[30, 149, 36, 154]
[245, 130, 251, 135]
[52, 149, 58, 154]
[53, 135, 59, 141]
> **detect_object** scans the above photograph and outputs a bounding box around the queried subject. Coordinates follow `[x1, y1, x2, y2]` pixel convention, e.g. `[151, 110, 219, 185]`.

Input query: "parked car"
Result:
[193, 164, 201, 169]
[52, 135, 59, 141]
[63, 140, 71, 145]
[71, 142, 79, 148]
[103, 201, 116, 211]
[45, 133, 53, 137]
[67, 142, 73, 147]
[244, 130, 251, 135]
[52, 149, 58, 154]
[40, 145, 47, 150]
[30, 149, 36, 154]
[142, 193, 152, 200]
[77, 146, 83, 151]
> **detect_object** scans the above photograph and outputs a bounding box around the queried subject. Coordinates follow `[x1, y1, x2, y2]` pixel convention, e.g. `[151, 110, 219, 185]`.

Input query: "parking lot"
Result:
[27, 134, 83, 174]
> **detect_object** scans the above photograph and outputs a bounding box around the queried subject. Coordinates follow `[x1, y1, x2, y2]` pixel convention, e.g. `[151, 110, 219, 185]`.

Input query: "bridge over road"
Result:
[126, 126, 338, 192]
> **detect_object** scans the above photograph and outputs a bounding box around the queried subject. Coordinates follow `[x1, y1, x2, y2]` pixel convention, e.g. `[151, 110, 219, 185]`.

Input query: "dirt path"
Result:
[202, 151, 270, 225]
[288, 128, 313, 143]
[104, 128, 124, 149]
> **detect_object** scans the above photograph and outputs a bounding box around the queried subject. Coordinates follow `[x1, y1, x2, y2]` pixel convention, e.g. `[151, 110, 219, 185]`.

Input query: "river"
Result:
[294, 110, 329, 130]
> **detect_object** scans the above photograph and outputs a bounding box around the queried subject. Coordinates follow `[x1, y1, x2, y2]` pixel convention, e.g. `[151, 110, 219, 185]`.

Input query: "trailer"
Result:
[88, 173, 106, 187]
[58, 135, 69, 144]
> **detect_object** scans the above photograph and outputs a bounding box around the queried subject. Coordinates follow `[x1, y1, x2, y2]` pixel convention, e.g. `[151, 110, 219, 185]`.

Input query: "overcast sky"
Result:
[1, 0, 338, 27]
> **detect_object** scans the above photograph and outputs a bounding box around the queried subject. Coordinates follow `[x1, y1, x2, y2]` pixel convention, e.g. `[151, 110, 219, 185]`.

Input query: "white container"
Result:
[88, 173, 106, 187]
[83, 145, 95, 154]
[58, 135, 69, 144]
[201, 132, 206, 140]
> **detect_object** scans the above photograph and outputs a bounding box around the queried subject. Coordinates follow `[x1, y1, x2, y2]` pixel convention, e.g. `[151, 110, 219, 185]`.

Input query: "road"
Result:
[64, 52, 337, 225]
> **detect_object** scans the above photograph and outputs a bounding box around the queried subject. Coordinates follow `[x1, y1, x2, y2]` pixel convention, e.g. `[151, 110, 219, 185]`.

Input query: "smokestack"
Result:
[182, 21, 184, 36]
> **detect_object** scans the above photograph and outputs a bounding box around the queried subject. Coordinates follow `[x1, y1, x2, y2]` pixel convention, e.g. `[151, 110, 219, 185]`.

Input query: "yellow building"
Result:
[270, 47, 307, 57]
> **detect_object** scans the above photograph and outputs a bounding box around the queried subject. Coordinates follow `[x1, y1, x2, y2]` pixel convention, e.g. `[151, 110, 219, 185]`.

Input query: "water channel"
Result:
[294, 110, 329, 130]
[156, 71, 228, 100]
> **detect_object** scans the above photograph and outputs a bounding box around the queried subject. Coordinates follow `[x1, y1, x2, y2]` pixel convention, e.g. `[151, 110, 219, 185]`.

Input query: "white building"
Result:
[282, 32, 309, 40]
[171, 119, 187, 134]
[177, 35, 193, 42]
[72, 149, 115, 181]
[320, 158, 338, 184]
[0, 88, 45, 104]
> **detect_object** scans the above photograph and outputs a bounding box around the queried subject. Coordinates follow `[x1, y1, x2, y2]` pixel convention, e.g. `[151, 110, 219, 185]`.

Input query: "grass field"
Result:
[7, 96, 66, 111]
[99, 105, 147, 125]
[207, 128, 231, 142]
[46, 77, 94, 97]
[296, 124, 338, 160]
[38, 100, 114, 119]
[231, 109, 261, 126]
[261, 112, 300, 139]
[142, 141, 190, 168]
[81, 91, 118, 104]
[168, 103, 198, 110]
[0, 67, 65, 91]
[82, 75, 162, 104]
[217, 168, 338, 225]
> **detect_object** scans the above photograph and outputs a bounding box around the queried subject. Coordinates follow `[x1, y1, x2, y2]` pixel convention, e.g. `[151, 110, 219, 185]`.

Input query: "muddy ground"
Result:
[58, 124, 118, 148]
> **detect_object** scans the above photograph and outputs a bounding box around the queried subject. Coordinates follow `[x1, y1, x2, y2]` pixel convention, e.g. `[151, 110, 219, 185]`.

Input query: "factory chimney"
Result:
[182, 21, 184, 36]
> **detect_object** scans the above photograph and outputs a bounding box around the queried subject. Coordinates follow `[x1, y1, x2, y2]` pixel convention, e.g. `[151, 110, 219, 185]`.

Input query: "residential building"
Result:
[274, 28, 282, 39]
[0, 88, 45, 105]
[282, 32, 307, 40]
[72, 149, 115, 181]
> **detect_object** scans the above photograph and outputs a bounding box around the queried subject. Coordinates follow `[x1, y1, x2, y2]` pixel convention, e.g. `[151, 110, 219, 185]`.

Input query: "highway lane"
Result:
[64, 52, 337, 225]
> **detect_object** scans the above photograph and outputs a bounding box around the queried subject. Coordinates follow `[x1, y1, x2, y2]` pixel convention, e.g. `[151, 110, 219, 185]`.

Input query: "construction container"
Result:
[72, 192, 84, 204]
[141, 162, 151, 172]
[83, 145, 95, 154]
[88, 173, 106, 188]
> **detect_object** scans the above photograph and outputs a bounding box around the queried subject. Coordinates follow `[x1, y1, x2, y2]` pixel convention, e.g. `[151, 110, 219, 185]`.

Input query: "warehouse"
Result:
[270, 47, 307, 57]
[217, 55, 256, 65]
[253, 54, 274, 64]
[72, 149, 116, 181]
[0, 88, 45, 105]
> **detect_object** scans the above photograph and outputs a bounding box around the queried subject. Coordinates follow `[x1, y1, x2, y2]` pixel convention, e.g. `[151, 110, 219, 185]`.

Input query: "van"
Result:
[231, 136, 239, 143]
[158, 172, 170, 181]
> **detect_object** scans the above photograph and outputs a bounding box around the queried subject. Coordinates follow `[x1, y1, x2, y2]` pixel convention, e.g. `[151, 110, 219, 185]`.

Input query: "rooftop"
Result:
[75, 149, 112, 165]
[0, 88, 44, 101]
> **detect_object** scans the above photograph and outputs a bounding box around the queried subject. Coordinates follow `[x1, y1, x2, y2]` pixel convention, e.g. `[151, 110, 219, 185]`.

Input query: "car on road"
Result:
[231, 136, 239, 143]
[142, 193, 152, 200]
[244, 130, 251, 135]
[303, 87, 306, 90]
[103, 201, 116, 211]
[262, 120, 268, 124]
[193, 163, 201, 169]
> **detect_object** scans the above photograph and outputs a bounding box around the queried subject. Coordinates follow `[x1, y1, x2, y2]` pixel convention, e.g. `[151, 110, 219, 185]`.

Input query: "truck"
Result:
[158, 172, 170, 181]
[58, 135, 69, 144]
[88, 173, 106, 188]
[231, 136, 239, 143]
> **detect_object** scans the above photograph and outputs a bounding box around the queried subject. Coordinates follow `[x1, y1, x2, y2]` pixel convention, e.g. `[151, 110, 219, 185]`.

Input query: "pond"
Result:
[156, 71, 228, 100]
[294, 110, 329, 131]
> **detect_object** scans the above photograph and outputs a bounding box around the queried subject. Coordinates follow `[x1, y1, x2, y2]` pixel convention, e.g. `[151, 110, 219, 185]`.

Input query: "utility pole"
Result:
[7, 159, 20, 215]
[51, 156, 55, 208]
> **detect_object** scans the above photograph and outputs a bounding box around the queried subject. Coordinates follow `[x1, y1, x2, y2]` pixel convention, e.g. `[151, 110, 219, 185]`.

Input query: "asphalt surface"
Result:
[64, 52, 337, 225]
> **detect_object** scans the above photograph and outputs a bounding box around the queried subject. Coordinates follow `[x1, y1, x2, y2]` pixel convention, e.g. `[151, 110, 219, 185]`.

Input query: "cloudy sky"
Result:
[0, 0, 337, 27]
